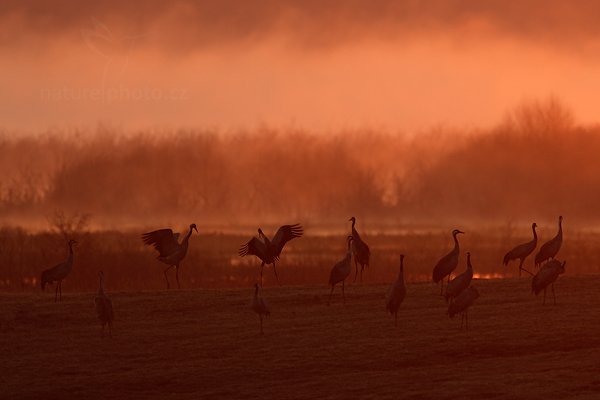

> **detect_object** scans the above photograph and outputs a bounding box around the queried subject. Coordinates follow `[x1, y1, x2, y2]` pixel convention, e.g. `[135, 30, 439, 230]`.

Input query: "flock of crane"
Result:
[38, 216, 566, 336]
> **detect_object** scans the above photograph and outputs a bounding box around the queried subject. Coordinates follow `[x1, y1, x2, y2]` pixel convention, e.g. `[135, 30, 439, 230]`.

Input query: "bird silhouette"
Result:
[251, 284, 270, 334]
[41, 239, 77, 302]
[349, 217, 371, 282]
[239, 224, 303, 285]
[534, 216, 563, 268]
[445, 251, 474, 304]
[142, 223, 198, 289]
[503, 222, 537, 277]
[94, 271, 114, 338]
[432, 229, 464, 295]
[448, 286, 479, 330]
[328, 236, 354, 305]
[385, 254, 407, 326]
[532, 259, 566, 305]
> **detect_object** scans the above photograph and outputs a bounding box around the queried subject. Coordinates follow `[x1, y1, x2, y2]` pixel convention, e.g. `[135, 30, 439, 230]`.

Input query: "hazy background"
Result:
[3, 0, 600, 132]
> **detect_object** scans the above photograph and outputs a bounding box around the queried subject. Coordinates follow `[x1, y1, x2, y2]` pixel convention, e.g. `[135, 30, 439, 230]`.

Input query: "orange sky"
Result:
[3, 0, 600, 133]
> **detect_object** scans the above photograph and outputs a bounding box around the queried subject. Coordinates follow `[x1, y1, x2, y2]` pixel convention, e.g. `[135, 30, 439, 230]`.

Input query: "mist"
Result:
[3, 1, 600, 131]
[0, 98, 597, 231]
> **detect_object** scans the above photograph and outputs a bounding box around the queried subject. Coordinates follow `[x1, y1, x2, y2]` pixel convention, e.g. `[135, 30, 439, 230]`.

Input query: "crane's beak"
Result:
[193, 226, 198, 233]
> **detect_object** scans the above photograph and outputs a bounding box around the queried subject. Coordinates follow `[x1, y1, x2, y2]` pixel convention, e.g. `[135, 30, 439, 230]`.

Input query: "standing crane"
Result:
[251, 284, 270, 334]
[142, 223, 198, 289]
[94, 271, 114, 338]
[445, 251, 474, 304]
[328, 236, 353, 305]
[534, 216, 563, 268]
[432, 229, 464, 296]
[41, 239, 77, 302]
[239, 224, 303, 285]
[385, 254, 407, 326]
[448, 286, 479, 330]
[503, 222, 537, 277]
[532, 259, 566, 305]
[349, 217, 371, 283]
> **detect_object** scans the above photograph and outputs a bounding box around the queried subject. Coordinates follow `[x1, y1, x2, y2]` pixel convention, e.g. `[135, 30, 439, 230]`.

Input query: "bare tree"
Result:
[46, 209, 91, 240]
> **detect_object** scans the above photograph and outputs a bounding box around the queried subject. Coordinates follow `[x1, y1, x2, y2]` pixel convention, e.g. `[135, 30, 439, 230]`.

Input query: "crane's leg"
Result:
[543, 288, 547, 305]
[163, 265, 173, 289]
[55, 283, 59, 302]
[59, 281, 62, 301]
[175, 264, 181, 289]
[260, 315, 263, 335]
[552, 283, 556, 305]
[519, 258, 534, 276]
[342, 280, 346, 305]
[360, 265, 364, 283]
[466, 310, 469, 331]
[101, 323, 105, 338]
[272, 261, 281, 286]
[353, 259, 359, 282]
[260, 262, 265, 286]
[395, 312, 398, 327]
[328, 285, 335, 306]
[518, 259, 523, 277]
[521, 267, 534, 277]
[440, 281, 443, 296]
[109, 322, 112, 338]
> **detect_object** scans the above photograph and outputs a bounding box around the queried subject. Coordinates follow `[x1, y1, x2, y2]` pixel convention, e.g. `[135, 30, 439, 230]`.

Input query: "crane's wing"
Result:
[141, 229, 180, 257]
[239, 237, 268, 260]
[271, 224, 303, 258]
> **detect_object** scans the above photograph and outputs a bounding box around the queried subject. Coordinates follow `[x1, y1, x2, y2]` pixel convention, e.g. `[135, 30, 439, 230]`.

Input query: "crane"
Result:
[239, 224, 303, 285]
[448, 286, 479, 330]
[328, 236, 353, 305]
[385, 254, 407, 326]
[349, 217, 371, 282]
[534, 216, 563, 268]
[503, 222, 537, 277]
[94, 271, 114, 338]
[532, 259, 566, 305]
[432, 229, 464, 295]
[445, 251, 474, 304]
[142, 223, 198, 289]
[251, 284, 270, 334]
[41, 239, 77, 302]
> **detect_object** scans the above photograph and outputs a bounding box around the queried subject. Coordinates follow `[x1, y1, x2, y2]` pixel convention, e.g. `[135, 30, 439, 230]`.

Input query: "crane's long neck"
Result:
[259, 230, 271, 246]
[398, 260, 404, 282]
[467, 254, 472, 270]
[532, 225, 537, 242]
[184, 226, 194, 243]
[557, 219, 562, 239]
[98, 275, 105, 295]
[179, 227, 194, 255]
[347, 240, 353, 259]
[66, 242, 74, 266]
[452, 233, 460, 254]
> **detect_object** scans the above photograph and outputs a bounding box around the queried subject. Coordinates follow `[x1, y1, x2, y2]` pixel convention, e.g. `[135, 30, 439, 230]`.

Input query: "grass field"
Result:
[2, 275, 600, 399]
